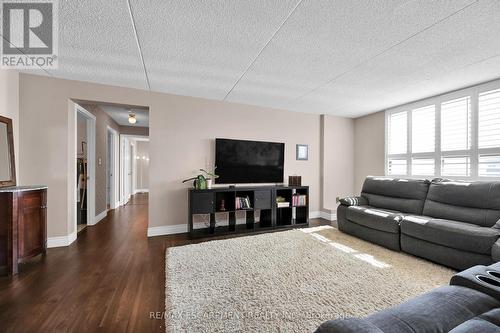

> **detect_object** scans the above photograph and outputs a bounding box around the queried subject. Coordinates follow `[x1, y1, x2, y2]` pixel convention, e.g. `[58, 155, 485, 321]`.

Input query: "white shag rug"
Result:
[165, 226, 455, 332]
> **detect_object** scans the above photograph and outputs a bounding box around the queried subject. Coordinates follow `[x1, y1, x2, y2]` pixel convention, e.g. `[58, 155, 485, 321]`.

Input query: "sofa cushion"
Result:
[423, 179, 500, 227]
[448, 309, 500, 333]
[361, 177, 430, 214]
[346, 206, 401, 234]
[367, 286, 500, 333]
[401, 216, 500, 255]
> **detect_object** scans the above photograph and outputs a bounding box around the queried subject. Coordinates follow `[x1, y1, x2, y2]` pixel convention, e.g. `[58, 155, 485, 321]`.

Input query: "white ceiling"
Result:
[24, 0, 500, 117]
[100, 105, 149, 127]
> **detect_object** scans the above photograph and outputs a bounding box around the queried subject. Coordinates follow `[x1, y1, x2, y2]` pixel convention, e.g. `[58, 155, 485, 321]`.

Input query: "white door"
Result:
[123, 138, 132, 204]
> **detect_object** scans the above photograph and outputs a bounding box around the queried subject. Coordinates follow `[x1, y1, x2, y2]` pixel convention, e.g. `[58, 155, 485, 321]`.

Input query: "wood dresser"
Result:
[0, 186, 47, 275]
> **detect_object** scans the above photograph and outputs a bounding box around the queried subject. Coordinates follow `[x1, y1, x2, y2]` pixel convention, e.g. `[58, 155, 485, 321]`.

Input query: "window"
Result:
[441, 97, 471, 151]
[442, 156, 470, 177]
[386, 83, 500, 179]
[478, 89, 500, 149]
[412, 105, 435, 153]
[411, 158, 434, 176]
[388, 111, 407, 155]
[388, 158, 407, 175]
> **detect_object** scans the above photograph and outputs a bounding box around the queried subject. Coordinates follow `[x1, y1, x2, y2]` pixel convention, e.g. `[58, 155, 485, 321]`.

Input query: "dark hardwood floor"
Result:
[0, 194, 332, 332]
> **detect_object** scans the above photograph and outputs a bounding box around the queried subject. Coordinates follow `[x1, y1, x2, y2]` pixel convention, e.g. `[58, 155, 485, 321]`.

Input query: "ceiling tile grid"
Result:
[17, 0, 500, 118]
[48, 0, 148, 90]
[289, 0, 500, 116]
[225, 0, 476, 109]
[129, 0, 299, 100]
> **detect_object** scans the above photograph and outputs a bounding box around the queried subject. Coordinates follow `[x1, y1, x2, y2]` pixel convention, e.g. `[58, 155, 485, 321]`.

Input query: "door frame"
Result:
[120, 134, 149, 205]
[74, 104, 96, 228]
[107, 126, 119, 210]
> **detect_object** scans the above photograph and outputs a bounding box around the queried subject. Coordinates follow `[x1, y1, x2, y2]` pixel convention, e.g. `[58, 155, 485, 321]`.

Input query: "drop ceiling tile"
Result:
[130, 0, 299, 100]
[291, 0, 500, 117]
[226, 0, 475, 108]
[43, 0, 147, 90]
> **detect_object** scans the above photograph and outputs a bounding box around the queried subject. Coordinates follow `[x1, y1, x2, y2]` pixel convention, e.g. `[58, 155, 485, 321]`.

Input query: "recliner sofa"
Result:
[315, 262, 500, 333]
[337, 177, 500, 270]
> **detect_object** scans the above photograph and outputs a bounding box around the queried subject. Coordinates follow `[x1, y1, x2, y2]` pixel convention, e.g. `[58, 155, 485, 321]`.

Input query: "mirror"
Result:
[0, 116, 16, 188]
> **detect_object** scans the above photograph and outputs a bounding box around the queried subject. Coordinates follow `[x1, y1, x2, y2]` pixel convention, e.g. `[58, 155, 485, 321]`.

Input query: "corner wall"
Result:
[353, 111, 385, 192]
[321, 115, 354, 215]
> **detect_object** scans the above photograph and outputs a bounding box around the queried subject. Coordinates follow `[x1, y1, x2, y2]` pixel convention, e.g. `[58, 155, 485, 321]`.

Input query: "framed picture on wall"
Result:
[296, 144, 308, 161]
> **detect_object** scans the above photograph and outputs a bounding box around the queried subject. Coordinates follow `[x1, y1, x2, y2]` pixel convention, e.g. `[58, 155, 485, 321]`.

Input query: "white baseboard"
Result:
[90, 210, 107, 226]
[134, 189, 149, 194]
[320, 211, 337, 221]
[309, 211, 321, 218]
[147, 224, 187, 237]
[47, 230, 77, 248]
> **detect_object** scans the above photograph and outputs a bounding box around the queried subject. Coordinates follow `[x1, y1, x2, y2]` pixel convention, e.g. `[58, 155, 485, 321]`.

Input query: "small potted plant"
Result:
[200, 167, 218, 189]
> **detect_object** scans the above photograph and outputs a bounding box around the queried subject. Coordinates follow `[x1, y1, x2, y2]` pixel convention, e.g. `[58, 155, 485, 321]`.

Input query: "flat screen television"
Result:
[215, 138, 284, 184]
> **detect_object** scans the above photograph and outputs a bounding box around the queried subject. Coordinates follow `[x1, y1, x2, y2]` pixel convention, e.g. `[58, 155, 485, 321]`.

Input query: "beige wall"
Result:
[353, 111, 385, 192]
[321, 115, 354, 212]
[76, 113, 87, 157]
[19, 73, 346, 237]
[149, 94, 322, 228]
[0, 70, 19, 180]
[135, 141, 149, 190]
[80, 104, 121, 215]
[120, 125, 149, 136]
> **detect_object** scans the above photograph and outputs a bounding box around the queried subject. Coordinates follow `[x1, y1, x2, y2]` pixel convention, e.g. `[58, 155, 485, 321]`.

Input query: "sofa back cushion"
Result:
[361, 177, 431, 214]
[423, 179, 500, 227]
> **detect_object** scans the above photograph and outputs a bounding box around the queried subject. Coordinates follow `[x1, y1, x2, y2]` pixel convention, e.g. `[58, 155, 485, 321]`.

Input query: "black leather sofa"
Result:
[337, 177, 500, 270]
[315, 262, 500, 333]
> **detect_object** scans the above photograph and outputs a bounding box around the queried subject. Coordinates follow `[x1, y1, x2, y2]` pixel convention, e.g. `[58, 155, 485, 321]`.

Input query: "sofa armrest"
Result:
[492, 238, 500, 262]
[338, 196, 368, 207]
[315, 318, 383, 333]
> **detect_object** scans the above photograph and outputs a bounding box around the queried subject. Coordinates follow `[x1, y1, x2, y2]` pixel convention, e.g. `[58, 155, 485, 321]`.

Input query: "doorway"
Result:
[120, 135, 149, 205]
[106, 126, 119, 210]
[75, 104, 96, 235]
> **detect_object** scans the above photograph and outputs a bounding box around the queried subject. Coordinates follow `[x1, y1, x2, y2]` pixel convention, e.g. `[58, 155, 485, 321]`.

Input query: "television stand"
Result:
[188, 185, 309, 238]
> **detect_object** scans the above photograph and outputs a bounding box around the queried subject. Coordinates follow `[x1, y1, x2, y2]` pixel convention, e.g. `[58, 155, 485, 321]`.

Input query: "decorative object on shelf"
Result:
[200, 167, 218, 189]
[276, 195, 290, 208]
[235, 196, 251, 210]
[182, 168, 219, 190]
[182, 174, 207, 190]
[289, 175, 302, 186]
[219, 199, 226, 211]
[296, 144, 308, 161]
[292, 193, 307, 206]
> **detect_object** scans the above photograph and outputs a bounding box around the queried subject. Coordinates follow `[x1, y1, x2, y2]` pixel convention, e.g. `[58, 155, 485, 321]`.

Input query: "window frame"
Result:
[385, 79, 500, 180]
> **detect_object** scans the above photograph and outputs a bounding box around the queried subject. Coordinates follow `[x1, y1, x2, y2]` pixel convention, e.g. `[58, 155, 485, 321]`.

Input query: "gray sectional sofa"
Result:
[337, 177, 500, 270]
[315, 262, 500, 333]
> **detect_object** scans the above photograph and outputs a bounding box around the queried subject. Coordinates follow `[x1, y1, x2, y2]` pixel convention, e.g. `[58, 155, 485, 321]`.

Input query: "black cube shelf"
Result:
[188, 185, 309, 238]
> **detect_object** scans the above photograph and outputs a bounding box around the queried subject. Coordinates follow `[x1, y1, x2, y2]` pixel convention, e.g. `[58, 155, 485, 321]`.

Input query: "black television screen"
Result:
[215, 138, 284, 184]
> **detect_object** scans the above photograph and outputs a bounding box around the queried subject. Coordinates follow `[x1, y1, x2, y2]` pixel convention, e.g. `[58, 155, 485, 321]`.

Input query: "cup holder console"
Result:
[475, 274, 500, 287]
[486, 270, 500, 280]
[450, 265, 500, 300]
